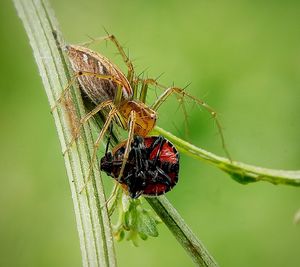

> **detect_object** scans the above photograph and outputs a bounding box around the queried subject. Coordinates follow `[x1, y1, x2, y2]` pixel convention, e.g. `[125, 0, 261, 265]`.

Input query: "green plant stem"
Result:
[13, 0, 116, 266]
[147, 197, 218, 267]
[153, 126, 300, 186]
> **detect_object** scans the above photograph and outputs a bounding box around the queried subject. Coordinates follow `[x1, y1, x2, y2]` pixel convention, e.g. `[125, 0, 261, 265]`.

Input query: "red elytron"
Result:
[100, 135, 179, 198]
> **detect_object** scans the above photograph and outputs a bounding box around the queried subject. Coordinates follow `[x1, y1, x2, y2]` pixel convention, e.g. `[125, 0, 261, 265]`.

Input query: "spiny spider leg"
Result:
[63, 100, 115, 155]
[116, 110, 137, 182]
[79, 107, 118, 193]
[79, 34, 135, 84]
[101, 124, 122, 217]
[51, 71, 124, 112]
[177, 95, 190, 137]
[106, 183, 122, 217]
[105, 123, 113, 155]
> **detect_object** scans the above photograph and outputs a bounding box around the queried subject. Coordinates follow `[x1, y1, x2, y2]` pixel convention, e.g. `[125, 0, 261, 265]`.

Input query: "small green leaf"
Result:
[114, 227, 125, 242]
[138, 232, 148, 241]
[127, 230, 139, 247]
[137, 210, 159, 237]
[123, 210, 132, 230]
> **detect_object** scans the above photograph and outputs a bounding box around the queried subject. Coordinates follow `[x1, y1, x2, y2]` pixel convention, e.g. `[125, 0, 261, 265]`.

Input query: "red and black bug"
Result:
[59, 35, 230, 192]
[100, 135, 179, 198]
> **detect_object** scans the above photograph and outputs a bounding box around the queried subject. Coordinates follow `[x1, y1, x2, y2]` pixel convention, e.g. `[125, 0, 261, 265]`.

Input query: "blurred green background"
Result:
[1, 0, 300, 266]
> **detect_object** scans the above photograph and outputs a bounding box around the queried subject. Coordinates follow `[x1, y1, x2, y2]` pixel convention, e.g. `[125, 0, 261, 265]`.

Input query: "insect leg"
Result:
[133, 146, 143, 175]
[146, 136, 165, 161]
[152, 166, 172, 185]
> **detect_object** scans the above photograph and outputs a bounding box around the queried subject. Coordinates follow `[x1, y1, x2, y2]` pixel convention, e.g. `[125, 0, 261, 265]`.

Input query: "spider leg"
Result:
[63, 100, 115, 155]
[51, 71, 124, 112]
[116, 110, 137, 183]
[105, 122, 114, 155]
[80, 107, 118, 193]
[79, 34, 135, 85]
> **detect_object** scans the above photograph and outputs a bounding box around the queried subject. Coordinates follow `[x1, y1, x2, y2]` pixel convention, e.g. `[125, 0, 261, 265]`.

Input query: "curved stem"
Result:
[153, 126, 300, 186]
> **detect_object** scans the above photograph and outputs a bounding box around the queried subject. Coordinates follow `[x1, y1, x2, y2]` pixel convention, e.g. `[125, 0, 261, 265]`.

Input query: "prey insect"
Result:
[101, 135, 179, 198]
[54, 34, 229, 191]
